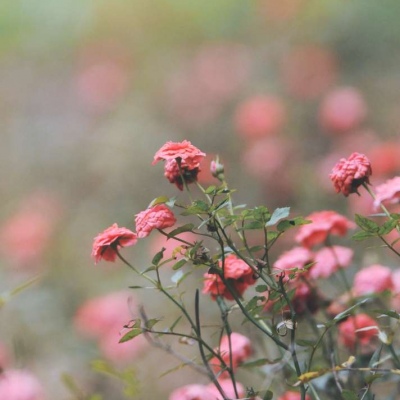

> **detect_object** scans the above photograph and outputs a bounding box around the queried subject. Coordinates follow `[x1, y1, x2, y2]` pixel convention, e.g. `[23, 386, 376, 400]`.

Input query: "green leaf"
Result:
[266, 207, 290, 227]
[255, 285, 269, 293]
[181, 200, 210, 216]
[119, 319, 142, 343]
[149, 196, 169, 207]
[352, 231, 377, 241]
[241, 357, 282, 368]
[355, 214, 380, 233]
[378, 219, 398, 235]
[152, 248, 165, 265]
[372, 309, 400, 319]
[204, 185, 217, 194]
[172, 259, 187, 270]
[167, 223, 195, 238]
[145, 318, 161, 330]
[263, 391, 273, 400]
[238, 221, 265, 231]
[333, 299, 369, 323]
[365, 373, 383, 384]
[341, 389, 359, 400]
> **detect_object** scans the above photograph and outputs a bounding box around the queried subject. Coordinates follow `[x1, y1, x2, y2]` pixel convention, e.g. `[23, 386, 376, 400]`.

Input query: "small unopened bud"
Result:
[210, 158, 224, 180]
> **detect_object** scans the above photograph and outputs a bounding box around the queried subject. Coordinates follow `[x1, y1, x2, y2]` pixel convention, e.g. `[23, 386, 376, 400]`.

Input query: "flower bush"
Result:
[90, 142, 400, 400]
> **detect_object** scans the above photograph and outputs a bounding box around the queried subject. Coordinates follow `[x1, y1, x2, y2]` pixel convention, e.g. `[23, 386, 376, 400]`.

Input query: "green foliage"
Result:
[341, 389, 359, 400]
[119, 319, 142, 343]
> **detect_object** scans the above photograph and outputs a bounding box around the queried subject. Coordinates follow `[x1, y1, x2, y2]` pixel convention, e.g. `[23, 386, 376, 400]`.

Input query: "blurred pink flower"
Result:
[373, 176, 400, 209]
[295, 210, 355, 248]
[74, 291, 147, 365]
[277, 391, 312, 400]
[135, 204, 176, 238]
[169, 384, 215, 400]
[353, 264, 394, 296]
[234, 95, 286, 139]
[210, 332, 252, 376]
[291, 281, 320, 315]
[281, 44, 337, 99]
[0, 192, 61, 270]
[368, 141, 400, 177]
[203, 254, 256, 301]
[75, 41, 131, 114]
[74, 291, 134, 338]
[319, 87, 367, 133]
[273, 247, 313, 281]
[206, 379, 245, 400]
[165, 43, 251, 127]
[91, 223, 137, 263]
[330, 152, 372, 196]
[0, 342, 11, 369]
[241, 137, 292, 180]
[390, 270, 400, 311]
[0, 369, 45, 400]
[338, 314, 378, 349]
[310, 245, 353, 279]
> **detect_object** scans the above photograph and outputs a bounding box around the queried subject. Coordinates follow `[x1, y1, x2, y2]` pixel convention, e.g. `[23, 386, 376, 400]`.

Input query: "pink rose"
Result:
[338, 314, 378, 349]
[153, 141, 206, 190]
[135, 204, 176, 238]
[277, 391, 312, 400]
[203, 254, 256, 301]
[74, 291, 147, 365]
[295, 210, 355, 248]
[353, 264, 394, 296]
[310, 246, 353, 279]
[234, 95, 286, 139]
[319, 87, 367, 133]
[153, 140, 206, 168]
[0, 369, 45, 400]
[169, 384, 215, 400]
[206, 379, 245, 400]
[330, 152, 372, 196]
[373, 176, 400, 209]
[210, 332, 252, 376]
[273, 247, 313, 281]
[91, 223, 137, 263]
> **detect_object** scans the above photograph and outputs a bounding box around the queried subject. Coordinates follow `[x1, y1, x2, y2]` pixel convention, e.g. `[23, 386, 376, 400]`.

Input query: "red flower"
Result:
[295, 210, 355, 248]
[153, 141, 206, 190]
[153, 140, 206, 167]
[338, 314, 378, 349]
[330, 152, 372, 196]
[91, 223, 137, 263]
[135, 204, 176, 238]
[203, 254, 256, 300]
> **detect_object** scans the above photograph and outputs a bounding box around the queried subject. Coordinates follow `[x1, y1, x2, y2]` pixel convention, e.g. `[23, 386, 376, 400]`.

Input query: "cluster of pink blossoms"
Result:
[91, 141, 205, 264]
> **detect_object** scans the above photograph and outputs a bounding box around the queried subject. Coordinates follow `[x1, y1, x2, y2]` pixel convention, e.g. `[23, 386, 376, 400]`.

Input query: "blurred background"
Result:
[1, 0, 400, 398]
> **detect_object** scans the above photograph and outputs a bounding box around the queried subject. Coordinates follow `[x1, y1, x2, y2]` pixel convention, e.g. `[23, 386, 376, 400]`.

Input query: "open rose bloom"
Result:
[135, 204, 176, 238]
[295, 210, 355, 248]
[153, 140, 206, 190]
[203, 254, 256, 300]
[91, 223, 137, 263]
[338, 314, 378, 350]
[330, 152, 372, 196]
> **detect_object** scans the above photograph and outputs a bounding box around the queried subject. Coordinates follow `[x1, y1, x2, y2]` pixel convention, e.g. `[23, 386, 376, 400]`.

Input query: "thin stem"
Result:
[194, 290, 228, 399]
